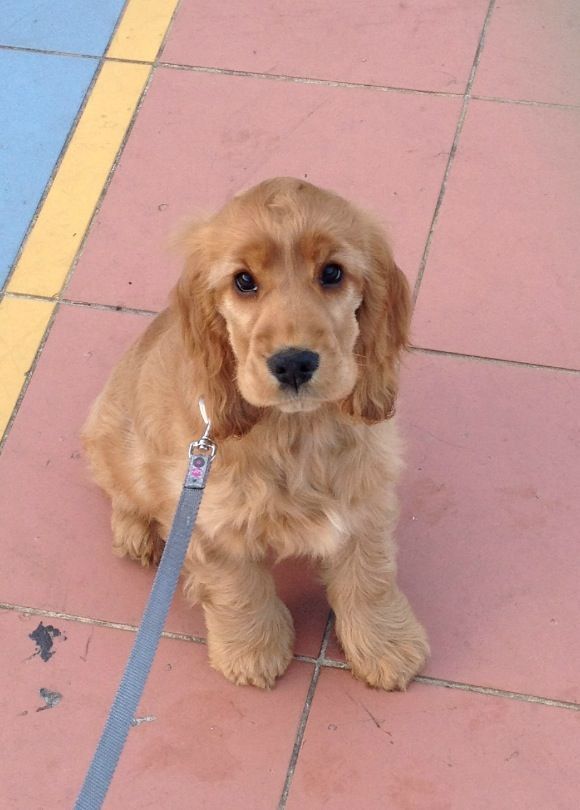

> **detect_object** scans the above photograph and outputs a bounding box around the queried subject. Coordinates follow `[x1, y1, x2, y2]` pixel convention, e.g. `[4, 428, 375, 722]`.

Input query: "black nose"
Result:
[267, 348, 320, 390]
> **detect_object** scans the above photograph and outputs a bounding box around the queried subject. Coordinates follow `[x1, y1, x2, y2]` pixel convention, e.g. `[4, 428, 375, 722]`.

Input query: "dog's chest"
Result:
[200, 422, 362, 558]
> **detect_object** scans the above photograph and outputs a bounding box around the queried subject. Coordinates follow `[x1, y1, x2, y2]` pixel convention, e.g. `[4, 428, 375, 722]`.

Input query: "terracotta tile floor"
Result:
[2, 2, 579, 808]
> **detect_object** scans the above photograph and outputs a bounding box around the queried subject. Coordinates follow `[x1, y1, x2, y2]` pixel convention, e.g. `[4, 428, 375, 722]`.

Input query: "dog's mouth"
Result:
[275, 388, 322, 413]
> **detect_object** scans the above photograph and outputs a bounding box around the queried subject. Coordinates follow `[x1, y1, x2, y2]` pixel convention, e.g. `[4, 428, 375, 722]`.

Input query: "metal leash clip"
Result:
[188, 397, 217, 460]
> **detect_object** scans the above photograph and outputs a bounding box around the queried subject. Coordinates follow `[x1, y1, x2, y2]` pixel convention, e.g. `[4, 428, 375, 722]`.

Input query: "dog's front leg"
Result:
[183, 541, 294, 688]
[322, 528, 428, 690]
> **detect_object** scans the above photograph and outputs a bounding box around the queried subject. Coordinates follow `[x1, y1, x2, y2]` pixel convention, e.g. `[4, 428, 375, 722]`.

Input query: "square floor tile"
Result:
[474, 0, 580, 106]
[67, 68, 460, 310]
[0, 51, 96, 285]
[413, 100, 580, 369]
[0, 305, 327, 656]
[288, 668, 580, 810]
[162, 0, 490, 93]
[0, 0, 125, 55]
[0, 611, 311, 808]
[388, 352, 579, 701]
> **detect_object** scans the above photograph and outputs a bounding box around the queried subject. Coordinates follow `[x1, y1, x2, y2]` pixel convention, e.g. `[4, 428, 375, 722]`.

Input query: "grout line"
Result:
[156, 61, 464, 99]
[103, 0, 133, 55]
[155, 0, 185, 62]
[0, 601, 207, 644]
[317, 658, 580, 712]
[410, 346, 580, 375]
[319, 620, 333, 660]
[61, 297, 158, 317]
[0, 600, 323, 662]
[0, 44, 460, 98]
[106, 0, 182, 63]
[0, 0, 132, 67]
[412, 0, 497, 306]
[293, 654, 319, 665]
[278, 613, 333, 809]
[2, 290, 52, 304]
[0, 43, 103, 61]
[472, 93, 580, 112]
[5, 289, 579, 376]
[4, 599, 578, 713]
[414, 675, 580, 712]
[4, 290, 158, 317]
[319, 657, 350, 669]
[2, 43, 578, 112]
[316, 658, 580, 712]
[0, 599, 322, 661]
[0, 42, 157, 67]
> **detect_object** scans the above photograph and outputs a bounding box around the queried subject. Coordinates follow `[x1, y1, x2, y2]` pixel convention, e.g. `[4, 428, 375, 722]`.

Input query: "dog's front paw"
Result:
[349, 631, 429, 691]
[111, 507, 162, 567]
[337, 598, 429, 691]
[206, 601, 295, 689]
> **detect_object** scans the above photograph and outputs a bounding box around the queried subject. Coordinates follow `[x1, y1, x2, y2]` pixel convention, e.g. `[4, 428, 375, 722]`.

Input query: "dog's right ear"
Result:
[341, 223, 411, 424]
[171, 222, 261, 440]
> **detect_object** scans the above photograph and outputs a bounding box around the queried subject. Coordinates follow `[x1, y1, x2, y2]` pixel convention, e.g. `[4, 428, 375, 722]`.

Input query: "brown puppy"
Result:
[83, 178, 428, 689]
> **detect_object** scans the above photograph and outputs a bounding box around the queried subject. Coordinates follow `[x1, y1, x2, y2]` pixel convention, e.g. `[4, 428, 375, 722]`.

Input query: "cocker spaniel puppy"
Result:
[83, 177, 428, 690]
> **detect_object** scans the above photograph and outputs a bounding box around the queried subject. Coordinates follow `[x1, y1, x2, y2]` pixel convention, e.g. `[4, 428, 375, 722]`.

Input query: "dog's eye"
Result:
[234, 271, 258, 294]
[320, 263, 343, 287]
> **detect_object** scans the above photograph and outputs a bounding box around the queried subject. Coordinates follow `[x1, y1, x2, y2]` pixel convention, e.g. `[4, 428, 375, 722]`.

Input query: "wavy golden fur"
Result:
[83, 178, 428, 689]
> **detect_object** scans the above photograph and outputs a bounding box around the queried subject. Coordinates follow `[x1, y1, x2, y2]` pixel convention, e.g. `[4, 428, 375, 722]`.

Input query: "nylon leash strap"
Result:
[75, 400, 216, 809]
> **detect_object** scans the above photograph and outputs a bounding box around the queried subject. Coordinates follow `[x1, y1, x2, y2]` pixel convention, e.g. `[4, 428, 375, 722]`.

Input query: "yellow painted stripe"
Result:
[0, 297, 55, 435]
[107, 0, 180, 62]
[8, 61, 150, 297]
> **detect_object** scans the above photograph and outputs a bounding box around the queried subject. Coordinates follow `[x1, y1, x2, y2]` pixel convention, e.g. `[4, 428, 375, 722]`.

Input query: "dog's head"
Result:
[173, 178, 410, 439]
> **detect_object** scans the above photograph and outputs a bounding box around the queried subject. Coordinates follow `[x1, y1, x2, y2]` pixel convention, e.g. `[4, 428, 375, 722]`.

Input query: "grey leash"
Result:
[75, 399, 216, 810]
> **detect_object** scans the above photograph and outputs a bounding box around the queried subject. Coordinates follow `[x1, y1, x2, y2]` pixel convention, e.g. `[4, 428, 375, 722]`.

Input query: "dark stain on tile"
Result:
[28, 621, 66, 662]
[36, 688, 62, 712]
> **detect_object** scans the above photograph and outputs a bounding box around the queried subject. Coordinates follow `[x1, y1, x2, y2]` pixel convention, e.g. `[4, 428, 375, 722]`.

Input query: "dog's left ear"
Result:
[342, 227, 411, 424]
[171, 222, 262, 441]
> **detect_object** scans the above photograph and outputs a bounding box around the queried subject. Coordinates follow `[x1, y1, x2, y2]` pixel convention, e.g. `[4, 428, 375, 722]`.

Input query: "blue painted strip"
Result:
[0, 0, 126, 56]
[0, 51, 97, 286]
